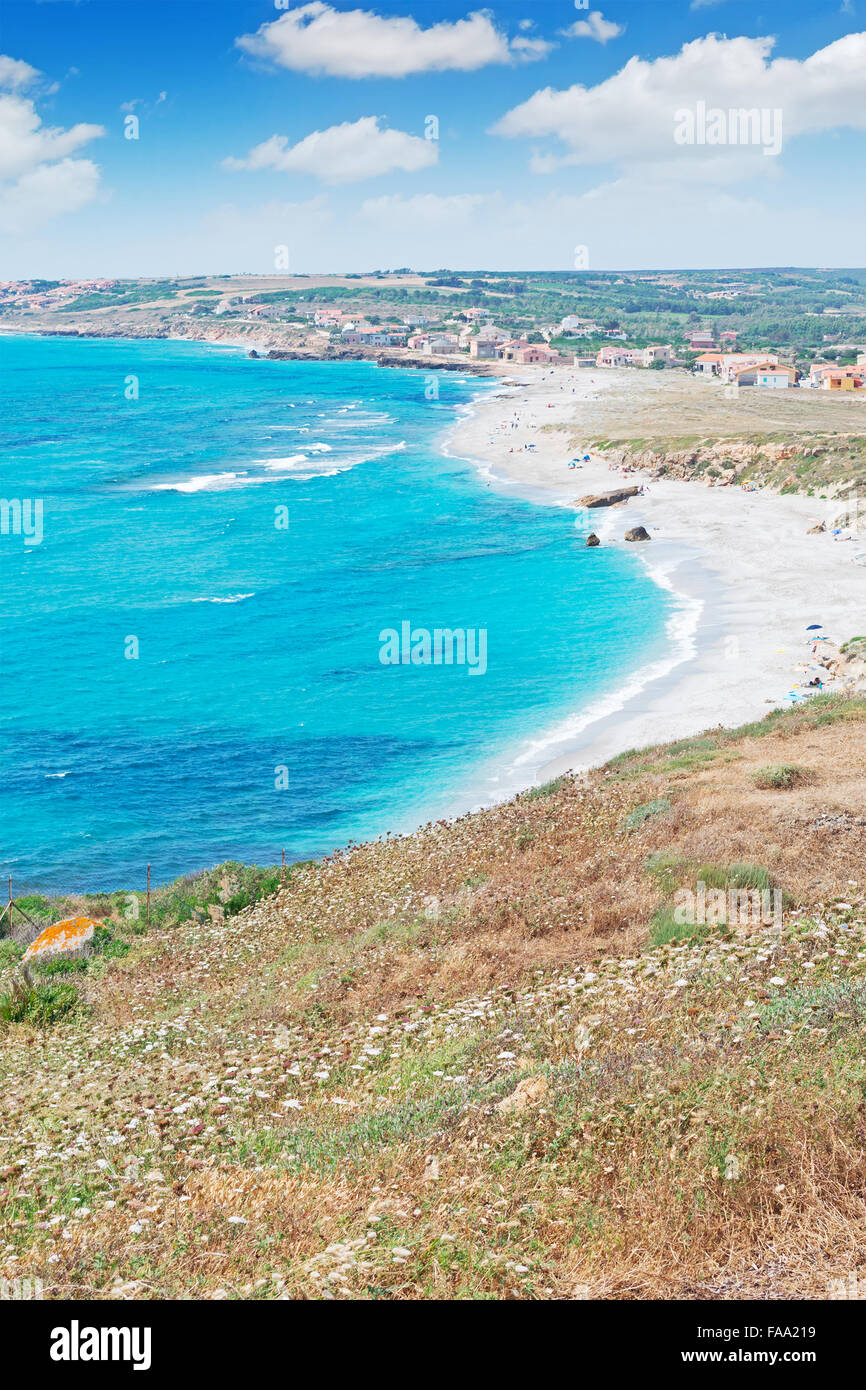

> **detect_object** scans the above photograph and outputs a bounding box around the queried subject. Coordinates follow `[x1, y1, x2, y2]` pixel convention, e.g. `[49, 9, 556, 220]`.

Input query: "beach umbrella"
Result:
[23, 916, 100, 966]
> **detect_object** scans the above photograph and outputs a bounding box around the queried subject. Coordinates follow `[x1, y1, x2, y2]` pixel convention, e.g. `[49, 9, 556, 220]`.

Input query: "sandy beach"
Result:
[445, 364, 866, 788]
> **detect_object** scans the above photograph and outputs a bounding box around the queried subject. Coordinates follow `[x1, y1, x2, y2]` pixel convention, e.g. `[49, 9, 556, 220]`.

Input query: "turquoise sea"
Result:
[0, 335, 672, 890]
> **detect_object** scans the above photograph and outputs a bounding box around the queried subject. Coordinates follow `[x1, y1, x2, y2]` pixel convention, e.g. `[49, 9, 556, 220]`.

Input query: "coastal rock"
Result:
[575, 486, 641, 509]
[23, 916, 99, 965]
[585, 533, 601, 547]
[624, 526, 651, 542]
[807, 521, 826, 534]
[593, 439, 803, 489]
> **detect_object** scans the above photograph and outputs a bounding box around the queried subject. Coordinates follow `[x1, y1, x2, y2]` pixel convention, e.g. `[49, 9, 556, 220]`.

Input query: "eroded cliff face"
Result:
[590, 433, 866, 500]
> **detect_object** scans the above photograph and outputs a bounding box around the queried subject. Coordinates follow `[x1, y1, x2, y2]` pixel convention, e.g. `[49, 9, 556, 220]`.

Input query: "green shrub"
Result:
[622, 796, 671, 831]
[751, 764, 810, 790]
[646, 851, 685, 895]
[0, 978, 81, 1026]
[693, 861, 774, 892]
[149, 861, 282, 929]
[649, 907, 706, 947]
[526, 776, 568, 801]
[0, 938, 23, 969]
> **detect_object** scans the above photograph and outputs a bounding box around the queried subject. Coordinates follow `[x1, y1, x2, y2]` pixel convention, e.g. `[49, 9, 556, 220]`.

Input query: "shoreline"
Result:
[442, 364, 866, 786]
[7, 327, 866, 881]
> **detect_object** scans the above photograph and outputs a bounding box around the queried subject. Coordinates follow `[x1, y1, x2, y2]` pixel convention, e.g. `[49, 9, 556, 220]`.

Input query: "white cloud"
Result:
[492, 32, 866, 180]
[561, 11, 624, 45]
[348, 180, 853, 272]
[510, 35, 555, 61]
[0, 54, 42, 91]
[0, 75, 104, 234]
[235, 2, 546, 78]
[0, 92, 103, 181]
[224, 116, 437, 185]
[0, 156, 101, 235]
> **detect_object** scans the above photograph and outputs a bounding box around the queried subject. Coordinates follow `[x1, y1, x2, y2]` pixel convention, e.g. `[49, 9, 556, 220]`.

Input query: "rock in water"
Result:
[625, 525, 651, 542]
[586, 532, 601, 547]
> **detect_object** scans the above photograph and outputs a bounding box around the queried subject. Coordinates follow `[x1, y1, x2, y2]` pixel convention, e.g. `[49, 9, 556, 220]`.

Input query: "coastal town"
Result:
[3, 268, 865, 393]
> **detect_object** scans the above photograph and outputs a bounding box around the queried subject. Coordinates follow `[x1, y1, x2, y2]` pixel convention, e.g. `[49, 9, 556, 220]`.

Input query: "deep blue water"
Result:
[0, 335, 671, 889]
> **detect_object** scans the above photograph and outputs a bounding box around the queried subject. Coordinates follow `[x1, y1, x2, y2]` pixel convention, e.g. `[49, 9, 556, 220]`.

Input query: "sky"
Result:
[0, 0, 864, 276]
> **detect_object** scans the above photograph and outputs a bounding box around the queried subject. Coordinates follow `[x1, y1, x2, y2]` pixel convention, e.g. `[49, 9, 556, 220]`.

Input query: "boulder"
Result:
[585, 532, 601, 547]
[23, 916, 99, 965]
[625, 525, 651, 542]
[575, 486, 640, 509]
[807, 521, 826, 534]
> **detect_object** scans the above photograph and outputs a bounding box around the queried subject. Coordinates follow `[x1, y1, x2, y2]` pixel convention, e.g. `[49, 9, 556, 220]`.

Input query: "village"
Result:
[2, 273, 865, 393]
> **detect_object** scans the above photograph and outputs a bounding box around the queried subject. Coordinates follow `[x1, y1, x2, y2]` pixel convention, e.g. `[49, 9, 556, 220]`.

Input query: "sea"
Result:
[0, 334, 676, 890]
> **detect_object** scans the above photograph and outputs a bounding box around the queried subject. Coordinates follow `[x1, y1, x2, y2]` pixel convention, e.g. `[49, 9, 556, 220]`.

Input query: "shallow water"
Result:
[0, 336, 672, 889]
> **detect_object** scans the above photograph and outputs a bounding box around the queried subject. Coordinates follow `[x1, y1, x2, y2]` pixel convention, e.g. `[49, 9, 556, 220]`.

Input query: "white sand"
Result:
[444, 365, 866, 790]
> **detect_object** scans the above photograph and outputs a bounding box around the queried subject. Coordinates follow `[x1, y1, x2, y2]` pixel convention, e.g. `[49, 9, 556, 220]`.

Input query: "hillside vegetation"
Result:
[3, 695, 866, 1300]
[591, 432, 866, 498]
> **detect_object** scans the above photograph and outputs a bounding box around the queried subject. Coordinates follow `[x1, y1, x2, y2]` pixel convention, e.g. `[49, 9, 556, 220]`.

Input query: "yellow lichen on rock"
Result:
[22, 916, 99, 964]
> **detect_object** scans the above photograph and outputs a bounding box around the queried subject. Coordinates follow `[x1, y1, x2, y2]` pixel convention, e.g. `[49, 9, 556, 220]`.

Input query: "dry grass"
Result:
[3, 695, 866, 1300]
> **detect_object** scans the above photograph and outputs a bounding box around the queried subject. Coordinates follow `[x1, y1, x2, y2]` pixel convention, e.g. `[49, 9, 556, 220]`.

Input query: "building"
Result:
[361, 331, 407, 347]
[637, 344, 672, 367]
[733, 363, 797, 388]
[339, 321, 374, 344]
[689, 331, 716, 350]
[469, 338, 499, 359]
[694, 352, 779, 382]
[693, 352, 724, 376]
[423, 334, 460, 354]
[754, 365, 797, 388]
[500, 341, 562, 365]
[809, 363, 865, 390]
[596, 345, 638, 367]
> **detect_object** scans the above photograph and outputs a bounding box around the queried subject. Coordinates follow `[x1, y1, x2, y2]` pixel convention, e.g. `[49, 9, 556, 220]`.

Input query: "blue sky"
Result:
[1, 0, 864, 275]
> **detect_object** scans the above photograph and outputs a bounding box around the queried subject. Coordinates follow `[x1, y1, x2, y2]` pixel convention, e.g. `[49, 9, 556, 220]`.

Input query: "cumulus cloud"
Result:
[0, 54, 42, 91]
[561, 11, 624, 45]
[235, 3, 547, 78]
[0, 69, 104, 234]
[492, 32, 866, 179]
[224, 116, 437, 185]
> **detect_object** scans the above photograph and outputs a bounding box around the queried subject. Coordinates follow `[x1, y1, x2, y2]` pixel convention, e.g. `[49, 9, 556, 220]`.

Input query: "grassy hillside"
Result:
[3, 694, 866, 1300]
